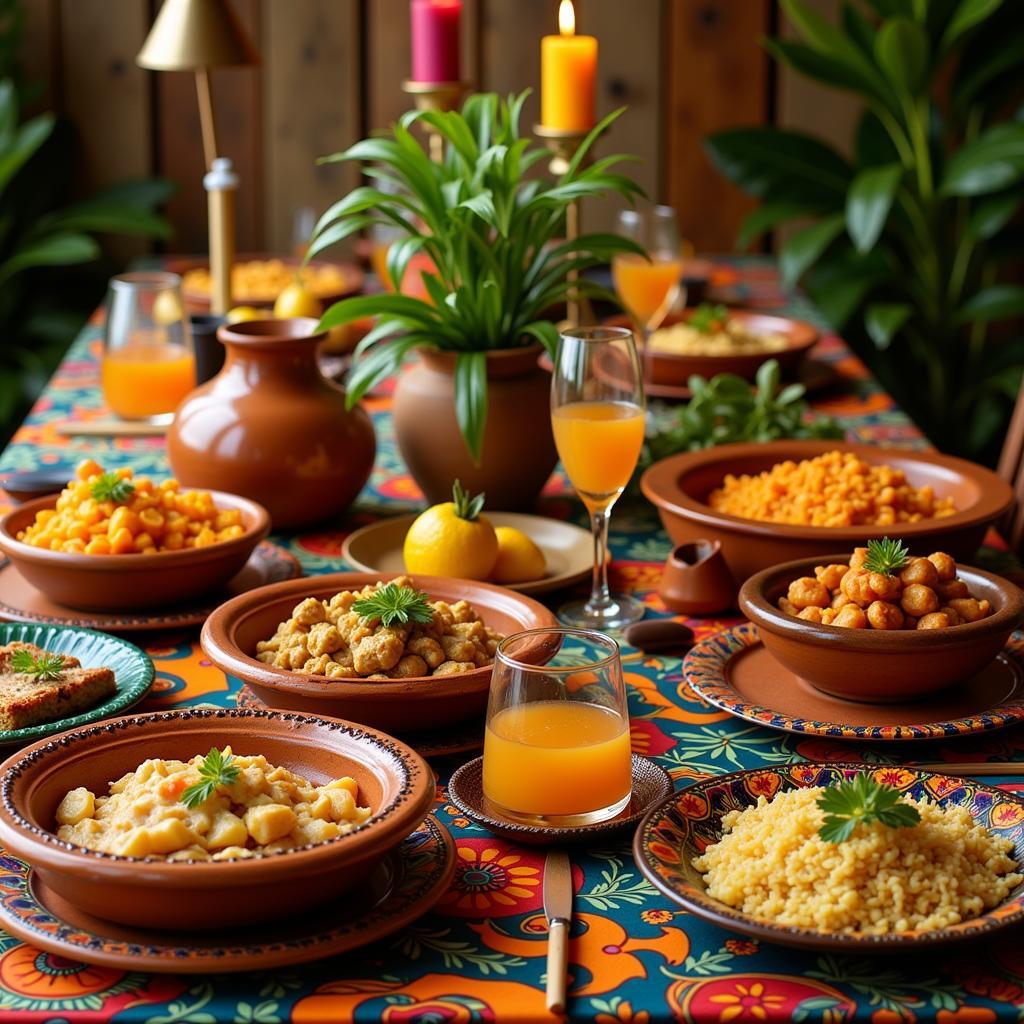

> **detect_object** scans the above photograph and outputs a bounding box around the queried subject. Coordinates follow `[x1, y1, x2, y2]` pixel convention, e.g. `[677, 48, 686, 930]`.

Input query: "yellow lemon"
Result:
[273, 280, 323, 319]
[152, 288, 184, 326]
[403, 481, 498, 580]
[225, 305, 269, 324]
[491, 526, 547, 583]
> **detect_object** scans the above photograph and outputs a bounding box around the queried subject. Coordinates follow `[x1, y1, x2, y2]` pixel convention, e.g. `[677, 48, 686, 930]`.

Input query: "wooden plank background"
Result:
[22, 0, 859, 257]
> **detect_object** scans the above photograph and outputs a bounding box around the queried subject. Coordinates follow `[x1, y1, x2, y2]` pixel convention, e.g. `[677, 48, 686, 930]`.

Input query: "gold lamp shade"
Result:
[137, 0, 258, 71]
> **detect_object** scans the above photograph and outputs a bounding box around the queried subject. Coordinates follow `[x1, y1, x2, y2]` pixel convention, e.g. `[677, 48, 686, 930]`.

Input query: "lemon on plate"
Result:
[403, 481, 498, 580]
[225, 305, 269, 324]
[491, 526, 547, 583]
[273, 280, 323, 319]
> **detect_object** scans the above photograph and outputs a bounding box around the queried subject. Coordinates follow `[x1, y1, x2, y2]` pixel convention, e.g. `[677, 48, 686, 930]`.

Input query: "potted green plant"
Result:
[705, 0, 1024, 465]
[309, 90, 643, 509]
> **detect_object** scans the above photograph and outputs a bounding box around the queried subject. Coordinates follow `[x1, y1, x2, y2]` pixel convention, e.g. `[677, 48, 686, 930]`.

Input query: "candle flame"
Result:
[558, 0, 575, 36]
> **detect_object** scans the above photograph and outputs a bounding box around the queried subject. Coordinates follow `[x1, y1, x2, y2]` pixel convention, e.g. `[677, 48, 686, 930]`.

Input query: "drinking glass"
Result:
[612, 204, 685, 346]
[101, 271, 195, 422]
[482, 628, 633, 826]
[551, 326, 646, 629]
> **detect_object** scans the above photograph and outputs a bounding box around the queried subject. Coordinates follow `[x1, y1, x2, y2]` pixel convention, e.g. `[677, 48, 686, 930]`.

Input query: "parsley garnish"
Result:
[352, 582, 435, 627]
[817, 774, 921, 843]
[688, 303, 729, 335]
[10, 649, 65, 680]
[90, 472, 135, 504]
[181, 747, 240, 809]
[862, 536, 910, 577]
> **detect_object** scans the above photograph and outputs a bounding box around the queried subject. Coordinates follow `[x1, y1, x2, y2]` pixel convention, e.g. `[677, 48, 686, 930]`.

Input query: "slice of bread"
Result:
[0, 642, 115, 732]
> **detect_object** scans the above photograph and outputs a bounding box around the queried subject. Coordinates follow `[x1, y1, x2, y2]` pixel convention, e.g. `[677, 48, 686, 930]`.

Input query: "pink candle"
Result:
[411, 0, 462, 83]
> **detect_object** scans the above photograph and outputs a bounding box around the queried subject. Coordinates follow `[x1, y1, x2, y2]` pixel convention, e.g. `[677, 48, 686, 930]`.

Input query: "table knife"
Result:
[543, 848, 572, 1014]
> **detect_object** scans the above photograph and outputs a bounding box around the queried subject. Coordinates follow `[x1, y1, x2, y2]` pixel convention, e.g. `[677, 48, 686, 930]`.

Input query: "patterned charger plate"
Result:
[0, 815, 455, 972]
[0, 541, 300, 633]
[0, 623, 154, 747]
[684, 623, 1024, 741]
[633, 762, 1024, 952]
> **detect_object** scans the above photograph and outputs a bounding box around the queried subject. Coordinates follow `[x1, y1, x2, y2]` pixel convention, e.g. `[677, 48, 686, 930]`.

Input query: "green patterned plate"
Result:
[0, 623, 154, 747]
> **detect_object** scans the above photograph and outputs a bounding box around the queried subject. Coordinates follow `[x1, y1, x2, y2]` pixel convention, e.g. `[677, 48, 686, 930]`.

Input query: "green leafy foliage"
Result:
[817, 774, 921, 843]
[707, 0, 1024, 464]
[688, 303, 729, 334]
[352, 582, 435, 628]
[90, 472, 135, 504]
[310, 90, 643, 461]
[863, 536, 910, 576]
[450, 479, 486, 521]
[181, 748, 241, 810]
[10, 648, 64, 680]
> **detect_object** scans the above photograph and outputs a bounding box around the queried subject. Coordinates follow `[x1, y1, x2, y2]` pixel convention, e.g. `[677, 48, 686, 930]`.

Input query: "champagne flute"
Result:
[551, 326, 646, 630]
[612, 204, 685, 347]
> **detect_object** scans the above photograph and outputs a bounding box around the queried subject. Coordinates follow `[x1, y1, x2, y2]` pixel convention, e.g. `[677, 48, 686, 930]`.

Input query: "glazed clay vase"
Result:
[167, 318, 375, 529]
[393, 346, 557, 510]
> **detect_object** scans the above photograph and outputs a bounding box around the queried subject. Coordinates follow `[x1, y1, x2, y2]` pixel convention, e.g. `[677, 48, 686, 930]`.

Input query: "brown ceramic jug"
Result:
[167, 318, 375, 529]
[392, 346, 558, 510]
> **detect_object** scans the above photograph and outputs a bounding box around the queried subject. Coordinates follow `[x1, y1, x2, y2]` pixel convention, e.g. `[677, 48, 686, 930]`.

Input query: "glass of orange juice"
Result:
[612, 205, 685, 345]
[551, 326, 645, 629]
[482, 628, 632, 826]
[101, 272, 196, 422]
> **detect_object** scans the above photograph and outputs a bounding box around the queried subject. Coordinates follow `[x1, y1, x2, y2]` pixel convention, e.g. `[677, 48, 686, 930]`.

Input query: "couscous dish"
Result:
[693, 785, 1021, 934]
[182, 259, 353, 303]
[707, 450, 957, 527]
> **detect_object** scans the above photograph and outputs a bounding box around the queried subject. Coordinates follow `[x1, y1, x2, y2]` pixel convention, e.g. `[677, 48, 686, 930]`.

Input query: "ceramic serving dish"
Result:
[0, 492, 270, 612]
[739, 554, 1024, 702]
[603, 310, 818, 385]
[0, 708, 434, 931]
[201, 572, 558, 734]
[634, 762, 1024, 952]
[641, 440, 1014, 584]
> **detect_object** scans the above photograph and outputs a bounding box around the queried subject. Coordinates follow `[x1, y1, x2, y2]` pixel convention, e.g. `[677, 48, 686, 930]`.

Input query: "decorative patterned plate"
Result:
[684, 623, 1024, 741]
[235, 685, 484, 759]
[633, 762, 1024, 952]
[0, 623, 154, 747]
[0, 541, 301, 632]
[448, 754, 673, 845]
[0, 815, 455, 972]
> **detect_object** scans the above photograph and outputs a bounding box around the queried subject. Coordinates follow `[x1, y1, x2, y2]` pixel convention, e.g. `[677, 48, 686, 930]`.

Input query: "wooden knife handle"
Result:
[546, 917, 569, 1014]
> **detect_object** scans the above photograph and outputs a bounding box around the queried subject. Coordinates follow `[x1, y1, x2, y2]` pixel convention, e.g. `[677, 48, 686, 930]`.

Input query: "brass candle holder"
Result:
[534, 124, 593, 325]
[402, 79, 470, 162]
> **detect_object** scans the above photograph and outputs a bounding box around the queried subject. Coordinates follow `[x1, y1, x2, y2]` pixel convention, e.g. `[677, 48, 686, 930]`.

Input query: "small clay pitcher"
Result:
[659, 539, 736, 616]
[167, 318, 375, 530]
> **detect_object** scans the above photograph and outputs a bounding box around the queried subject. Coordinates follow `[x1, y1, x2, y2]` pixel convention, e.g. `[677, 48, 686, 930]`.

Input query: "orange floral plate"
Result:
[634, 763, 1024, 952]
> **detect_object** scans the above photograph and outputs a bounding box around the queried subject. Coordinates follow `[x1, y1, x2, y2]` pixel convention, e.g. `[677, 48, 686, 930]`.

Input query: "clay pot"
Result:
[658, 539, 736, 616]
[392, 346, 557, 510]
[167, 318, 375, 530]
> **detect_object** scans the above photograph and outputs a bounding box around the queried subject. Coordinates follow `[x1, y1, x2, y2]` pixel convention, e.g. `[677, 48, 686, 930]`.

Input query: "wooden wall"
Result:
[21, 0, 859, 258]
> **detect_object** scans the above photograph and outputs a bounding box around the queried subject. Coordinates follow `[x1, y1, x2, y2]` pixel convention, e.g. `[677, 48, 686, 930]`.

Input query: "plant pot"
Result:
[167, 318, 375, 530]
[393, 346, 558, 510]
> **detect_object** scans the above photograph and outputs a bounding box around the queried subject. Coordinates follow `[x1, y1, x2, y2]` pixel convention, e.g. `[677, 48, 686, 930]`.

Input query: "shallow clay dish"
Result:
[342, 511, 594, 596]
[739, 554, 1024, 702]
[447, 753, 673, 845]
[0, 541, 300, 632]
[0, 623, 154, 748]
[641, 440, 1015, 583]
[201, 572, 558, 734]
[0, 492, 271, 612]
[634, 762, 1024, 952]
[0, 708, 435, 931]
[0, 814, 454, 972]
[685, 622, 1024, 741]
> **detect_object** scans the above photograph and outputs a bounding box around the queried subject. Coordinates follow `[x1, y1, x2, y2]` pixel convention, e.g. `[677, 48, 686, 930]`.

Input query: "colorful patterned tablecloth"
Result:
[2, 255, 1023, 1023]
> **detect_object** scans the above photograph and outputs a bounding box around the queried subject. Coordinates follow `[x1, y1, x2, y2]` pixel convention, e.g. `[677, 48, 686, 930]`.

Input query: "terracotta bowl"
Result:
[0, 492, 270, 612]
[739, 554, 1024, 702]
[0, 708, 434, 931]
[200, 572, 559, 734]
[642, 440, 1015, 584]
[603, 310, 818, 386]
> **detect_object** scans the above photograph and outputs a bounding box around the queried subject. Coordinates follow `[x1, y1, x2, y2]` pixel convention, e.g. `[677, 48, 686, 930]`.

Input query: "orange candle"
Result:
[541, 0, 597, 132]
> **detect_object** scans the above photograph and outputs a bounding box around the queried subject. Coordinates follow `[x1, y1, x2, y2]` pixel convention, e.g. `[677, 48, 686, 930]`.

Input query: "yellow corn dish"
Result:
[54, 749, 372, 860]
[182, 260, 353, 303]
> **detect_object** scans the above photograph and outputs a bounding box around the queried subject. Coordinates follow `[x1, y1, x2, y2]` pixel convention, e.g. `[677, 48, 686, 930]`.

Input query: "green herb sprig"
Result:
[10, 649, 65, 680]
[90, 472, 135, 504]
[353, 583, 435, 628]
[451, 479, 485, 522]
[181, 748, 240, 809]
[863, 537, 910, 577]
[688, 303, 729, 334]
[817, 774, 921, 844]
